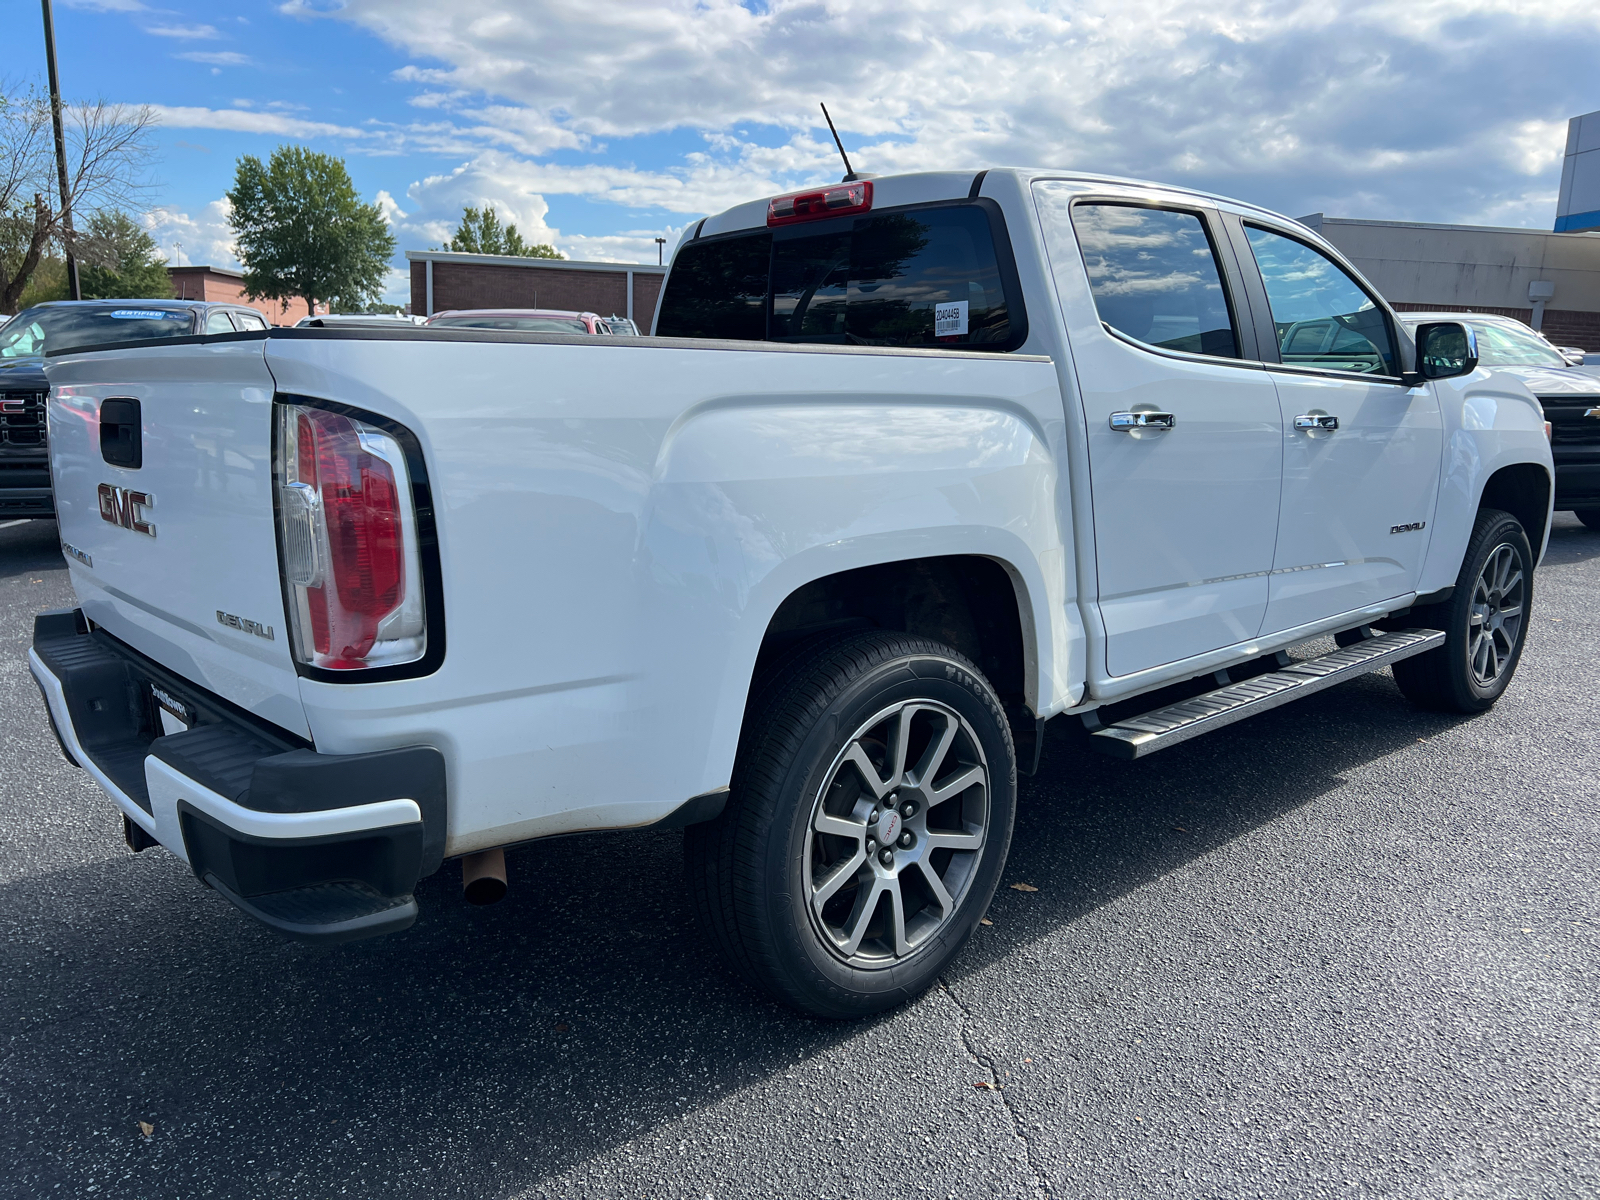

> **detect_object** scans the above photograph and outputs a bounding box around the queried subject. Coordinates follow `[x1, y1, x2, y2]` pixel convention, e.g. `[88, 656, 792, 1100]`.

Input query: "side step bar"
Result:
[1091, 629, 1445, 760]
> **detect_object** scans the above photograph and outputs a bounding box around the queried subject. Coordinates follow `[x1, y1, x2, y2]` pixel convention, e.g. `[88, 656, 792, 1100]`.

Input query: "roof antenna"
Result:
[820, 103, 860, 182]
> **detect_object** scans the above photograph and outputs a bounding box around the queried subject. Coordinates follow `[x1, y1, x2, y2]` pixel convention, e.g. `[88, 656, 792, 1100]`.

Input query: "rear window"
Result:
[656, 203, 1022, 351]
[1, 306, 195, 357]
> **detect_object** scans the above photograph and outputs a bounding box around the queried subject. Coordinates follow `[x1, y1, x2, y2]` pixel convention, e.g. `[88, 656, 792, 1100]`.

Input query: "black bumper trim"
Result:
[33, 609, 450, 880]
[204, 874, 418, 944]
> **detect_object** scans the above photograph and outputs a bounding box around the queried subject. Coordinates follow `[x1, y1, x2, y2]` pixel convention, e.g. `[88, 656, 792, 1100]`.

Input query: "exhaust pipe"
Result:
[461, 848, 508, 905]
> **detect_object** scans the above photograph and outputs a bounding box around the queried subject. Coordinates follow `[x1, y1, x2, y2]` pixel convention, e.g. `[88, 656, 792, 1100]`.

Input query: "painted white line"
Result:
[0, 519, 30, 530]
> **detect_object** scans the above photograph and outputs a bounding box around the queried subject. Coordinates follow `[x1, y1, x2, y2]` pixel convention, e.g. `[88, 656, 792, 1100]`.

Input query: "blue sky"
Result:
[35, 0, 1600, 304]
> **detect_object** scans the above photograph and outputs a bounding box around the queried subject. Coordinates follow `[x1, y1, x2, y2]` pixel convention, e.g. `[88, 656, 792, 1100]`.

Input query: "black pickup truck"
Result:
[0, 355, 50, 519]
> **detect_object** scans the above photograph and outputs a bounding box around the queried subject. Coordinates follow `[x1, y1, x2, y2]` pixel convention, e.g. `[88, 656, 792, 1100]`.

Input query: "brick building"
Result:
[407, 251, 667, 329]
[166, 265, 326, 325]
[1299, 215, 1600, 350]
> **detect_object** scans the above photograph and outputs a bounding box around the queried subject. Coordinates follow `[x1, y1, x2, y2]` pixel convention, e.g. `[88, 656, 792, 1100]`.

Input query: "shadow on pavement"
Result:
[0, 662, 1475, 1198]
[0, 518, 62, 583]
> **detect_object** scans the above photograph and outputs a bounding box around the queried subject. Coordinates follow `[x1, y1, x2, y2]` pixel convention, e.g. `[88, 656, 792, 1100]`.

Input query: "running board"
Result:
[1091, 629, 1445, 760]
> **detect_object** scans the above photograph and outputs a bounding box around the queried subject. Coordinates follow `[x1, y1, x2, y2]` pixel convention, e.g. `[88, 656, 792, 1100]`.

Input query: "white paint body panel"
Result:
[264, 336, 1073, 854]
[1263, 371, 1443, 634]
[40, 168, 1553, 862]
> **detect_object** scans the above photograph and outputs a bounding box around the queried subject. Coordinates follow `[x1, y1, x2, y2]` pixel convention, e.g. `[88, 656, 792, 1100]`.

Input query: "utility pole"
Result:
[654, 236, 666, 266]
[41, 0, 80, 301]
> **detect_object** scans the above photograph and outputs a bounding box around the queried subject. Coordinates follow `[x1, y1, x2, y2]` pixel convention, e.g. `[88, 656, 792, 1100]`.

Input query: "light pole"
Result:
[654, 237, 666, 266]
[40, 0, 80, 301]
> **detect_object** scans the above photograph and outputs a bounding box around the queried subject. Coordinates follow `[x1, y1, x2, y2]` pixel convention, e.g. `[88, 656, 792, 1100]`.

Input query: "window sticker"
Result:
[934, 300, 969, 338]
[109, 310, 183, 320]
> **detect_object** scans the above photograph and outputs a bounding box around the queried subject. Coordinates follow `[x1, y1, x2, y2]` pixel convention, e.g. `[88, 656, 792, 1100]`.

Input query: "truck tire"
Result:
[685, 631, 1016, 1018]
[1392, 508, 1533, 713]
[1574, 509, 1600, 531]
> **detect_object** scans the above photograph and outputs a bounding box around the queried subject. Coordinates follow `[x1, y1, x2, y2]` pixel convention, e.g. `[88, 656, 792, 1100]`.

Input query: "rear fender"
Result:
[639, 396, 1080, 792]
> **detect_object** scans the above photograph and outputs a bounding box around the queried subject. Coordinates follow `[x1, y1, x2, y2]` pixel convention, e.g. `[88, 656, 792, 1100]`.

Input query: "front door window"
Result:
[1244, 225, 1397, 376]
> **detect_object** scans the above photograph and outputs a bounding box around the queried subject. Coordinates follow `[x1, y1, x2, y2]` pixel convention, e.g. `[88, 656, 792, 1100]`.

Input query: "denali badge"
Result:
[61, 541, 92, 568]
[1390, 521, 1427, 534]
[98, 483, 155, 537]
[216, 609, 275, 641]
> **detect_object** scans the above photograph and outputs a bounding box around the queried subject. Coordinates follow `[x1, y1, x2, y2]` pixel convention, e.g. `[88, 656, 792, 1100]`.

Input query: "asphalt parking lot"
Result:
[1, 513, 1596, 1200]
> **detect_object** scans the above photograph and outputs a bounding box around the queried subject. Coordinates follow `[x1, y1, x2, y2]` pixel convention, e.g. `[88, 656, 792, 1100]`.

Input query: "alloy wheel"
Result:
[1468, 542, 1525, 686]
[802, 700, 990, 968]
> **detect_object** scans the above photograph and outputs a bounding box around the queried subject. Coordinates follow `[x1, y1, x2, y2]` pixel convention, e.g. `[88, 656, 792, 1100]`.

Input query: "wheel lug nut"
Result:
[898, 832, 913, 848]
[901, 802, 916, 818]
[879, 848, 895, 866]
[866, 837, 878, 853]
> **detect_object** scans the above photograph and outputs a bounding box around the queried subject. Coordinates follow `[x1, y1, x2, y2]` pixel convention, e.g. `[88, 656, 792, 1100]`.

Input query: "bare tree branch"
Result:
[1, 82, 159, 313]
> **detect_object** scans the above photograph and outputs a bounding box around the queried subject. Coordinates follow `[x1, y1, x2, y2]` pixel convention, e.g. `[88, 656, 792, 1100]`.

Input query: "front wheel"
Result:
[1392, 508, 1533, 713]
[685, 631, 1016, 1018]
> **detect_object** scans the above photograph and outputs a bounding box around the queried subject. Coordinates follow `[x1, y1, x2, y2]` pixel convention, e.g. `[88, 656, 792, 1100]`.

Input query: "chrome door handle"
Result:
[1109, 411, 1176, 431]
[1294, 414, 1339, 431]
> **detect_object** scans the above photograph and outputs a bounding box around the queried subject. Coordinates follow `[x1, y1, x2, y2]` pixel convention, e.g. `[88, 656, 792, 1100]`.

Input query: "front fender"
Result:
[1419, 368, 1554, 594]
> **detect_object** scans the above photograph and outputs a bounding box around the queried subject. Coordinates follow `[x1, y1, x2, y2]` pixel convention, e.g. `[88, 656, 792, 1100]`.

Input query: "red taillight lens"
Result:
[277, 403, 426, 672]
[767, 180, 872, 227]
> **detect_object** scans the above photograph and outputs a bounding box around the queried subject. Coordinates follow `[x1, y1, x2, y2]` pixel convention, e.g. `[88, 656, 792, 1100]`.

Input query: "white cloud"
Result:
[146, 23, 220, 39]
[300, 0, 1600, 227]
[143, 200, 238, 271]
[374, 190, 408, 225]
[176, 51, 254, 67]
[149, 106, 367, 139]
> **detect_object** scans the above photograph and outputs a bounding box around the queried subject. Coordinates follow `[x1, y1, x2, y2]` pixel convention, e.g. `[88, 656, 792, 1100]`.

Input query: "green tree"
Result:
[76, 211, 172, 299]
[226, 146, 396, 315]
[441, 206, 562, 258]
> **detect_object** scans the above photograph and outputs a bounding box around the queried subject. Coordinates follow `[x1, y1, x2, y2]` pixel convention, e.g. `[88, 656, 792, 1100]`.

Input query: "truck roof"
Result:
[693, 166, 1294, 242]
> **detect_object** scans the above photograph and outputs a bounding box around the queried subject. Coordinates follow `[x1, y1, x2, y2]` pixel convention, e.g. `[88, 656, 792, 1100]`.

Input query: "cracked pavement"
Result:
[2, 513, 1597, 1199]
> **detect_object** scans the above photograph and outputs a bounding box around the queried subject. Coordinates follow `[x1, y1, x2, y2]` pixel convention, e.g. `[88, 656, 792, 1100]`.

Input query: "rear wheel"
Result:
[1573, 509, 1600, 531]
[685, 631, 1016, 1018]
[1392, 508, 1532, 713]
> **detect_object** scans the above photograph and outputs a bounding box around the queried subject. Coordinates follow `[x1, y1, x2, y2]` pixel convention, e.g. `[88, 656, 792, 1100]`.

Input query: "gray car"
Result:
[0, 299, 273, 518]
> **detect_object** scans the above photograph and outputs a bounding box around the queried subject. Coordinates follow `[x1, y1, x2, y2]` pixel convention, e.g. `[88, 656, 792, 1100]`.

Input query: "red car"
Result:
[424, 308, 614, 334]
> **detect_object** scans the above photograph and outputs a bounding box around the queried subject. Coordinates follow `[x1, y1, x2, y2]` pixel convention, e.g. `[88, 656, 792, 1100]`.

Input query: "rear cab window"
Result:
[1067, 202, 1241, 359]
[656, 200, 1026, 351]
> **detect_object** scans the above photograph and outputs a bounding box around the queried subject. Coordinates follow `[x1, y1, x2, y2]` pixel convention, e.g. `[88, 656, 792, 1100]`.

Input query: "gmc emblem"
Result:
[98, 483, 156, 538]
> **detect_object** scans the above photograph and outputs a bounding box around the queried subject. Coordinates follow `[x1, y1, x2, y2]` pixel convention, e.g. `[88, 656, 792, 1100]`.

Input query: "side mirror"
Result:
[1408, 321, 1478, 383]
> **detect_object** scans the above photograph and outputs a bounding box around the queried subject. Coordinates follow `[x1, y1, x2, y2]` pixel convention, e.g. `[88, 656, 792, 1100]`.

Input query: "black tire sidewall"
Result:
[761, 649, 1016, 1016]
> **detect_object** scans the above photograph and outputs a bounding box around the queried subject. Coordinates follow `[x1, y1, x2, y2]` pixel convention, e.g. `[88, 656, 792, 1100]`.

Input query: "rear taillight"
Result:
[767, 180, 872, 227]
[276, 403, 426, 671]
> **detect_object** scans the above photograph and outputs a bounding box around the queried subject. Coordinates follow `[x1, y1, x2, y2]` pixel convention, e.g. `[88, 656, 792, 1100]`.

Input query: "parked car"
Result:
[295, 314, 427, 329]
[600, 315, 641, 336]
[1397, 312, 1600, 528]
[0, 300, 271, 519]
[425, 308, 614, 334]
[32, 170, 1552, 1018]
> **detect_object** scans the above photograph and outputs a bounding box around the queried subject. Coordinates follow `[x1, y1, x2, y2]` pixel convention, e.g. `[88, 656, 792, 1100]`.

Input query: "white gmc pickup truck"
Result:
[31, 168, 1553, 1018]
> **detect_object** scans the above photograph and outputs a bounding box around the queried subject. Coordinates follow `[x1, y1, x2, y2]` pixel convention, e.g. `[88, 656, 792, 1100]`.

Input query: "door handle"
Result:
[1109, 411, 1176, 431]
[1294, 414, 1339, 431]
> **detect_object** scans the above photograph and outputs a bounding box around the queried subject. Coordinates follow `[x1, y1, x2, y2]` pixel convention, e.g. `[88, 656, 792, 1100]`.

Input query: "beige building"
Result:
[1298, 214, 1600, 349]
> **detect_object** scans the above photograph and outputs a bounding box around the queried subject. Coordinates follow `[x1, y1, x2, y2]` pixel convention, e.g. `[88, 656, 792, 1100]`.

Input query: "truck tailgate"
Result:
[47, 340, 310, 739]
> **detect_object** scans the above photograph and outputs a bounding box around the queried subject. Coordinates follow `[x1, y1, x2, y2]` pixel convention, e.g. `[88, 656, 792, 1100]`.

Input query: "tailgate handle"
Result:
[100, 398, 142, 469]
